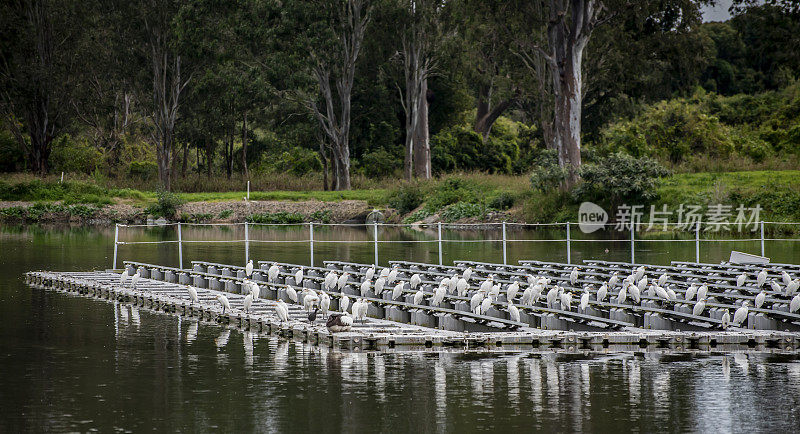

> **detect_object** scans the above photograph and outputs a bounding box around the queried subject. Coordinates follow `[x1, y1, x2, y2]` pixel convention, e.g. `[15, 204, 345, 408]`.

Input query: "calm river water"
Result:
[2, 224, 800, 432]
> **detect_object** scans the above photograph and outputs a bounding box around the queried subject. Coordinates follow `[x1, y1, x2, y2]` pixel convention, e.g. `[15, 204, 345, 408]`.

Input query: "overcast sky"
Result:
[702, 0, 734, 22]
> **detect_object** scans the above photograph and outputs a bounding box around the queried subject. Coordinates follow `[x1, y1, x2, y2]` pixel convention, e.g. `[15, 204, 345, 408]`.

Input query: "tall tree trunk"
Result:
[319, 141, 329, 191]
[309, 0, 369, 191]
[539, 0, 603, 189]
[241, 113, 248, 179]
[412, 82, 431, 179]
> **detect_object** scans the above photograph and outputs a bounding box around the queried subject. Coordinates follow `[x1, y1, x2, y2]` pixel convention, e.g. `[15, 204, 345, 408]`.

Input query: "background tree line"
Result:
[1, 0, 798, 191]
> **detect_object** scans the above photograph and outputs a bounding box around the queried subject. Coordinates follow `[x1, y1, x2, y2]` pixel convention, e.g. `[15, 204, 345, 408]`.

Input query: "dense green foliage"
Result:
[573, 153, 671, 208]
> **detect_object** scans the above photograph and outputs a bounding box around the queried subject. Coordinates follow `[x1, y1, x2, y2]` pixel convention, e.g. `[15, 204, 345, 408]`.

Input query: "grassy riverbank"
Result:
[1, 170, 799, 224]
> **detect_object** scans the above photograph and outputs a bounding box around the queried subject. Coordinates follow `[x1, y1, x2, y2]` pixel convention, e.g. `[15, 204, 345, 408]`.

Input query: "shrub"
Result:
[273, 146, 322, 176]
[359, 148, 400, 179]
[573, 153, 671, 209]
[145, 190, 184, 218]
[247, 211, 305, 224]
[529, 150, 567, 193]
[402, 209, 432, 223]
[440, 202, 486, 222]
[425, 177, 481, 211]
[49, 135, 102, 175]
[388, 183, 424, 215]
[430, 121, 521, 175]
[489, 192, 515, 210]
[218, 209, 234, 219]
[309, 209, 332, 223]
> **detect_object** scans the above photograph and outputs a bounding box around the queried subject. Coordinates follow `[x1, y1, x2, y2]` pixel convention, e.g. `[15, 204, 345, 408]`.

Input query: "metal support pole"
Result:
[502, 221, 508, 265]
[309, 222, 314, 267]
[760, 220, 765, 257]
[113, 224, 119, 269]
[630, 222, 635, 264]
[244, 222, 250, 264]
[247, 180, 250, 201]
[566, 222, 571, 264]
[177, 223, 183, 270]
[695, 221, 700, 263]
[438, 222, 443, 265]
[374, 222, 379, 267]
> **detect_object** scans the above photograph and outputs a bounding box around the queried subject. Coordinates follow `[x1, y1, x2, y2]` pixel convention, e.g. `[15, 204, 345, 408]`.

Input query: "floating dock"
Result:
[25, 257, 800, 353]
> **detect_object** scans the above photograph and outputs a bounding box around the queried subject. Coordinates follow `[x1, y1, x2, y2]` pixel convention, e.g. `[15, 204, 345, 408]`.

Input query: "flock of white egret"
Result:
[122, 258, 800, 332]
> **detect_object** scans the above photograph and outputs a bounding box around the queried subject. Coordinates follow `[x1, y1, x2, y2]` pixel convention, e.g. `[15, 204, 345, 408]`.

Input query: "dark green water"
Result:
[2, 224, 800, 432]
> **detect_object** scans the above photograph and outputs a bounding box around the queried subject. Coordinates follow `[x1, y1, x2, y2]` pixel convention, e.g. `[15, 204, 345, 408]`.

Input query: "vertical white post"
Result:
[630, 221, 635, 264]
[695, 221, 700, 263]
[760, 220, 765, 257]
[247, 180, 250, 201]
[309, 222, 314, 267]
[177, 223, 183, 269]
[438, 222, 443, 265]
[566, 222, 571, 264]
[502, 221, 507, 265]
[113, 223, 119, 269]
[244, 222, 250, 264]
[374, 222, 379, 267]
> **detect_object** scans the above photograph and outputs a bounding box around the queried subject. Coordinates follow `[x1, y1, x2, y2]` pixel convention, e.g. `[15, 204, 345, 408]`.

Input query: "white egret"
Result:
[413, 290, 424, 305]
[324, 271, 338, 290]
[560, 290, 572, 311]
[439, 277, 451, 293]
[666, 286, 677, 301]
[392, 282, 404, 300]
[250, 282, 260, 300]
[245, 260, 254, 277]
[463, 267, 473, 282]
[360, 279, 371, 297]
[215, 294, 231, 314]
[597, 284, 608, 302]
[580, 290, 590, 312]
[337, 272, 350, 291]
[119, 269, 129, 287]
[786, 279, 799, 297]
[275, 300, 289, 322]
[685, 284, 697, 301]
[637, 276, 647, 292]
[628, 284, 641, 304]
[480, 296, 493, 315]
[268, 263, 280, 282]
[569, 267, 579, 286]
[770, 281, 782, 294]
[456, 278, 469, 297]
[387, 265, 400, 284]
[379, 266, 390, 279]
[187, 286, 198, 304]
[375, 277, 386, 295]
[470, 292, 484, 313]
[507, 281, 520, 302]
[480, 275, 495, 293]
[431, 285, 446, 306]
[365, 266, 376, 282]
[508, 302, 520, 323]
[635, 266, 646, 281]
[697, 284, 708, 302]
[340, 295, 350, 312]
[655, 285, 669, 301]
[757, 269, 767, 288]
[736, 273, 747, 287]
[755, 291, 766, 309]
[790, 294, 800, 314]
[692, 298, 706, 317]
[721, 310, 731, 329]
[354, 299, 368, 324]
[658, 273, 668, 287]
[448, 274, 458, 293]
[295, 267, 303, 286]
[242, 293, 253, 313]
[733, 301, 750, 327]
[521, 286, 534, 306]
[608, 272, 619, 288]
[616, 284, 628, 304]
[489, 284, 501, 300]
[546, 286, 559, 307]
[781, 270, 792, 286]
[319, 292, 331, 318]
[410, 273, 422, 289]
[286, 286, 298, 303]
[131, 270, 141, 290]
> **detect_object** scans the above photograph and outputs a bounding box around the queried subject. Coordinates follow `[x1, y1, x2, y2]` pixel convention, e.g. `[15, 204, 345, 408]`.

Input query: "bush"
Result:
[425, 177, 481, 211]
[359, 148, 400, 179]
[271, 146, 322, 176]
[218, 209, 234, 219]
[573, 153, 671, 208]
[489, 192, 515, 210]
[129, 161, 158, 180]
[145, 190, 184, 218]
[50, 135, 102, 175]
[309, 209, 332, 223]
[402, 208, 432, 223]
[440, 202, 486, 222]
[247, 211, 305, 224]
[388, 183, 424, 215]
[430, 120, 521, 175]
[529, 149, 567, 193]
